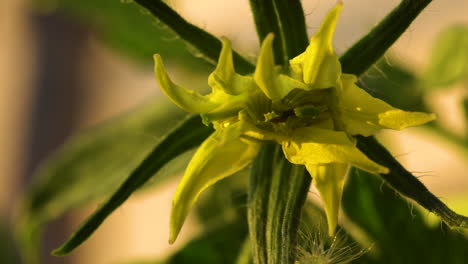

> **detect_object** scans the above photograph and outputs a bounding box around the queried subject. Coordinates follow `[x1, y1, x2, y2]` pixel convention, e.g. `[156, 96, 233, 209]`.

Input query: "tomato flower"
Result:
[154, 2, 435, 243]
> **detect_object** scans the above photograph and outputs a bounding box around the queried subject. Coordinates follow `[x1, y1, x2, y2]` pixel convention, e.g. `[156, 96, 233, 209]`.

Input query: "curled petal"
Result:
[307, 163, 349, 235]
[154, 54, 218, 113]
[169, 122, 260, 243]
[254, 34, 306, 101]
[208, 38, 255, 95]
[340, 74, 436, 136]
[290, 2, 342, 88]
[282, 127, 388, 174]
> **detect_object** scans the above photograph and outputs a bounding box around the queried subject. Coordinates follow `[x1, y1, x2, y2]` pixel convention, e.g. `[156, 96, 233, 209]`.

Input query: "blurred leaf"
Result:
[359, 58, 427, 112]
[120, 219, 247, 264]
[422, 25, 468, 89]
[167, 220, 247, 264]
[195, 170, 248, 228]
[463, 97, 468, 121]
[33, 0, 211, 69]
[0, 217, 20, 264]
[134, 0, 255, 74]
[16, 99, 188, 263]
[343, 168, 468, 264]
[52, 114, 213, 255]
[356, 136, 468, 230]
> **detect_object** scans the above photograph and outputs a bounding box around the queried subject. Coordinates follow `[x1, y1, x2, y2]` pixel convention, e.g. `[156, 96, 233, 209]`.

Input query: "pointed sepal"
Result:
[154, 54, 218, 113]
[169, 121, 260, 243]
[290, 2, 342, 88]
[282, 126, 388, 174]
[254, 34, 306, 101]
[307, 163, 349, 235]
[340, 74, 436, 136]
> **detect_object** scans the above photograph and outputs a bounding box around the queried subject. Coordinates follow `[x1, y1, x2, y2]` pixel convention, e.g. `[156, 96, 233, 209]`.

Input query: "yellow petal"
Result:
[208, 38, 255, 95]
[282, 127, 388, 174]
[290, 2, 342, 88]
[154, 54, 218, 113]
[307, 163, 349, 236]
[254, 34, 306, 101]
[169, 122, 260, 243]
[340, 74, 436, 136]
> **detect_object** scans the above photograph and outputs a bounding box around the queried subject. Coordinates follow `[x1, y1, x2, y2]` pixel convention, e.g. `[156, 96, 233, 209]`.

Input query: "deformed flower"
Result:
[153, 2, 435, 243]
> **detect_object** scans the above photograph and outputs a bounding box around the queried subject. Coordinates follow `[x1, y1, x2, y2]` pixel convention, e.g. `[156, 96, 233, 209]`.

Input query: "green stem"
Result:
[266, 152, 310, 264]
[340, 0, 432, 76]
[133, 0, 254, 74]
[248, 143, 311, 264]
[248, 143, 275, 264]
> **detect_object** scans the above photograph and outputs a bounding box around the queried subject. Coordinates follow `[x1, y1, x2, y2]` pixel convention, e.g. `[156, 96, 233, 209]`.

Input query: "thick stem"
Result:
[248, 143, 311, 264]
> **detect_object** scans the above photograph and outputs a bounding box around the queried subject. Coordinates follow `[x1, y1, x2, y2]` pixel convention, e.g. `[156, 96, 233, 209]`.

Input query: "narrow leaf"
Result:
[271, 0, 309, 59]
[167, 221, 247, 264]
[340, 0, 433, 76]
[343, 168, 468, 263]
[134, 0, 254, 74]
[16, 101, 186, 263]
[249, 0, 286, 64]
[52, 115, 213, 255]
[356, 136, 468, 229]
[31, 0, 210, 68]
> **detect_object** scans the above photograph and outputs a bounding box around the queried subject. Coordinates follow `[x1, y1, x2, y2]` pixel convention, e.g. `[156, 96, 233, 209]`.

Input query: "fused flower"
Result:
[154, 2, 435, 243]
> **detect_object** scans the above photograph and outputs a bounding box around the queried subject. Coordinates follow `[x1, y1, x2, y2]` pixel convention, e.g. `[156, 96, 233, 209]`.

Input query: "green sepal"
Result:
[169, 121, 260, 243]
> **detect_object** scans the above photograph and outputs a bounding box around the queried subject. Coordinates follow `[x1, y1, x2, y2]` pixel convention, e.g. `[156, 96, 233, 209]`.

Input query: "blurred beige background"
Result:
[1, 0, 468, 263]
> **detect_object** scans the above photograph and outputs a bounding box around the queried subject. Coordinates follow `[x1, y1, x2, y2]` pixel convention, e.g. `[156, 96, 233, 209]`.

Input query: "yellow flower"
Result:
[154, 2, 435, 243]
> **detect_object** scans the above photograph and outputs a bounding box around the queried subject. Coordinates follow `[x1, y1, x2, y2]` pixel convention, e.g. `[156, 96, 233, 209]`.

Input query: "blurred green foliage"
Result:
[422, 25, 468, 89]
[16, 0, 468, 261]
[0, 217, 21, 264]
[17, 100, 189, 263]
[360, 59, 427, 112]
[344, 168, 468, 264]
[33, 0, 211, 70]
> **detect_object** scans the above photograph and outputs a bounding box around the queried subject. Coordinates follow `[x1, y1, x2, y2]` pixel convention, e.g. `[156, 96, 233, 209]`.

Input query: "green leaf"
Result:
[166, 221, 247, 264]
[422, 25, 468, 89]
[0, 217, 20, 264]
[270, 0, 308, 59]
[134, 0, 254, 74]
[356, 136, 468, 229]
[340, 0, 432, 76]
[343, 168, 468, 264]
[249, 0, 309, 64]
[249, 0, 286, 64]
[16, 100, 187, 263]
[51, 114, 213, 255]
[359, 58, 427, 112]
[32, 0, 210, 69]
[120, 218, 248, 264]
[464, 98, 468, 122]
